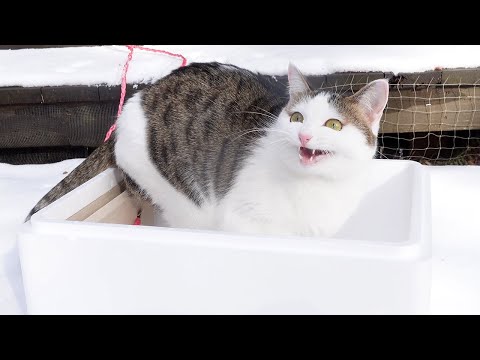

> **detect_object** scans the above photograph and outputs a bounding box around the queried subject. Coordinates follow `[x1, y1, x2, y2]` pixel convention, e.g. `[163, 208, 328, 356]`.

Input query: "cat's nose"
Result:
[298, 133, 312, 147]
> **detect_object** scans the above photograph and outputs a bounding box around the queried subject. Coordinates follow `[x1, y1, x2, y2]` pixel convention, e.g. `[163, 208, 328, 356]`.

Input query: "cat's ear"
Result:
[351, 79, 389, 134]
[288, 63, 311, 97]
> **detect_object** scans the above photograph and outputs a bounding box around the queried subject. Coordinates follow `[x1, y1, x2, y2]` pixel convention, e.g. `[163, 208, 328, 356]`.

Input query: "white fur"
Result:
[115, 93, 216, 230]
[275, 94, 376, 180]
[218, 138, 369, 237]
[114, 84, 383, 238]
[218, 93, 375, 237]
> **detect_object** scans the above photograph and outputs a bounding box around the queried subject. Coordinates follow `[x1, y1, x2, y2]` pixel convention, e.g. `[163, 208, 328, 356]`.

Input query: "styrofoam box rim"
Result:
[23, 159, 432, 262]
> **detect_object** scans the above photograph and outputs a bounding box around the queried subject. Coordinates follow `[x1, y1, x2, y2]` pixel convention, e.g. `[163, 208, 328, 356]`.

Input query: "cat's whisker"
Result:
[252, 106, 279, 119]
[231, 128, 290, 142]
[265, 138, 290, 146]
[231, 129, 271, 142]
[233, 110, 278, 121]
[271, 141, 291, 148]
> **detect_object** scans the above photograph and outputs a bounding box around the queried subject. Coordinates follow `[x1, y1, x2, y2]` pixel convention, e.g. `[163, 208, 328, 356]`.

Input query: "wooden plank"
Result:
[0, 87, 43, 105]
[256, 75, 325, 92]
[384, 72, 395, 81]
[84, 191, 138, 224]
[126, 84, 148, 97]
[67, 184, 123, 221]
[0, 84, 148, 105]
[98, 83, 147, 101]
[140, 202, 155, 226]
[393, 71, 442, 89]
[381, 86, 480, 133]
[98, 85, 122, 101]
[266, 74, 378, 92]
[68, 185, 158, 226]
[442, 68, 480, 85]
[325, 72, 384, 92]
[1, 68, 480, 136]
[305, 75, 327, 89]
[41, 85, 100, 103]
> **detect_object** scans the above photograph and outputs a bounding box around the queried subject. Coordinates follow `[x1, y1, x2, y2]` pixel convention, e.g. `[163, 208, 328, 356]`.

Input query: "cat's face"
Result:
[273, 64, 389, 179]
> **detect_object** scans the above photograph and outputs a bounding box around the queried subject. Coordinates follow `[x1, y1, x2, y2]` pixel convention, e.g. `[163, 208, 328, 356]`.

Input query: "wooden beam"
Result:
[84, 191, 138, 224]
[381, 86, 480, 133]
[325, 72, 384, 91]
[1, 69, 480, 135]
[67, 184, 123, 221]
[0, 84, 148, 105]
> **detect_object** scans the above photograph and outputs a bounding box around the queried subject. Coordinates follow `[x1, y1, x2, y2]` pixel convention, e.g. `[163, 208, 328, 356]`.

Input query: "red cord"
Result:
[133, 216, 142, 226]
[129, 45, 187, 67]
[104, 45, 187, 142]
[101, 45, 187, 225]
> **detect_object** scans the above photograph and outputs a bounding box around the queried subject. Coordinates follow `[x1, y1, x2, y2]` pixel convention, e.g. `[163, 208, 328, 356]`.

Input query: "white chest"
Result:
[219, 163, 366, 237]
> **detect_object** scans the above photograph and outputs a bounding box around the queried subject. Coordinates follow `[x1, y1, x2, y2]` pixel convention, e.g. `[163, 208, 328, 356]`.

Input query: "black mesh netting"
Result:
[0, 101, 117, 149]
[2, 72, 480, 166]
[0, 146, 94, 165]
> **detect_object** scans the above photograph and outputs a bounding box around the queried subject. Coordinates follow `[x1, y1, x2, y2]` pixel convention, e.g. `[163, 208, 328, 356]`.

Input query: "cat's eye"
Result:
[290, 112, 304, 123]
[324, 119, 343, 131]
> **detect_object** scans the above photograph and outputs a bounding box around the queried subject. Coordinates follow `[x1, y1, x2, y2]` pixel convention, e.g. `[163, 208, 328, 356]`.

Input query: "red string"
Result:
[101, 45, 187, 225]
[133, 215, 142, 226]
[103, 45, 187, 142]
[129, 45, 187, 67]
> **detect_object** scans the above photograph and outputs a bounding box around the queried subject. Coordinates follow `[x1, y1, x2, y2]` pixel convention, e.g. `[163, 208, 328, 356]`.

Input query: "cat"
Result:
[26, 62, 389, 238]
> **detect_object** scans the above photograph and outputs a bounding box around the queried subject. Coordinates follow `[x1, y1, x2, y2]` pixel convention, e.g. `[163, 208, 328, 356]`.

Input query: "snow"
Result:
[429, 166, 480, 314]
[2, 45, 480, 88]
[0, 159, 83, 314]
[1, 160, 480, 314]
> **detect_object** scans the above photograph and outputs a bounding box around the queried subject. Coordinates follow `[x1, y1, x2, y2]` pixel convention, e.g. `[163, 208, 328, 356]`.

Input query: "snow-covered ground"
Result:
[0, 159, 83, 314]
[1, 160, 479, 314]
[1, 45, 480, 314]
[1, 45, 480, 87]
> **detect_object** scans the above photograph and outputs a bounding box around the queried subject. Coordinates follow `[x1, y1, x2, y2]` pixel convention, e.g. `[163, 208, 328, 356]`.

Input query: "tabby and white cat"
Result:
[27, 62, 389, 237]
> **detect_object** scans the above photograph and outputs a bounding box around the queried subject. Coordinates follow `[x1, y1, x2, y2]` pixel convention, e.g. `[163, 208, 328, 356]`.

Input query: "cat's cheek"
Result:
[331, 127, 372, 160]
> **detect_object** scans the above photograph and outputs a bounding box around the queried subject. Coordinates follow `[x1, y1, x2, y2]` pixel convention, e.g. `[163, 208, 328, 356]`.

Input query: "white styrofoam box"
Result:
[17, 159, 432, 314]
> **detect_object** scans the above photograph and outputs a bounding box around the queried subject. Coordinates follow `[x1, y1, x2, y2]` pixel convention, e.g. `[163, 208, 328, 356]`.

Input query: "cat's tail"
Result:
[24, 138, 116, 222]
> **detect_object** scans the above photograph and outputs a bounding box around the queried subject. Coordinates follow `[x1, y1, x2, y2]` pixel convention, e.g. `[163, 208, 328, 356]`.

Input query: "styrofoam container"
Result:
[17, 159, 432, 314]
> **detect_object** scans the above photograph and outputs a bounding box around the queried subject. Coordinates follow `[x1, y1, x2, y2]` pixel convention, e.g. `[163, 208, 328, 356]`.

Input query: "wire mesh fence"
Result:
[320, 71, 480, 165]
[2, 70, 480, 165]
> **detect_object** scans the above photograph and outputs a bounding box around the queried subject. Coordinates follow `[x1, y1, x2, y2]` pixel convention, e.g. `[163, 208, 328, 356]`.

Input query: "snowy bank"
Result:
[1, 45, 480, 88]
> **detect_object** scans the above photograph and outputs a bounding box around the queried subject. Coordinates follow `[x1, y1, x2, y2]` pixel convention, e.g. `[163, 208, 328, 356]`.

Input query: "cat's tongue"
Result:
[299, 147, 329, 165]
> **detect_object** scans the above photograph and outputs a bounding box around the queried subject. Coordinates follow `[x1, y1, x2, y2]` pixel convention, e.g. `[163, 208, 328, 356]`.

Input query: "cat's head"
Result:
[274, 64, 389, 178]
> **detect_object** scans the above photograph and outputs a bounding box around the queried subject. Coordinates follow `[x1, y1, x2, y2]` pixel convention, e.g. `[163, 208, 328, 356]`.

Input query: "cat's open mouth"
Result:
[299, 147, 332, 165]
